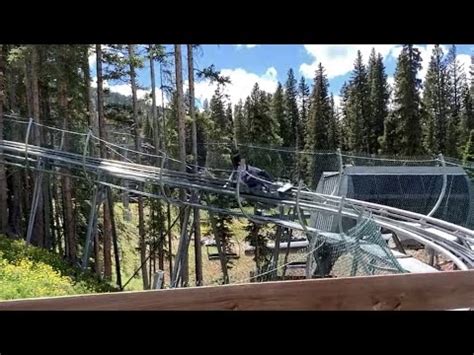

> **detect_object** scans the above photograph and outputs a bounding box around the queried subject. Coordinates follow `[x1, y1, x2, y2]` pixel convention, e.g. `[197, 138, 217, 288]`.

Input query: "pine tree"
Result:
[225, 102, 233, 137]
[328, 94, 340, 150]
[462, 130, 474, 164]
[243, 83, 281, 171]
[345, 50, 371, 153]
[422, 45, 450, 154]
[368, 49, 390, 154]
[285, 69, 300, 149]
[273, 82, 288, 147]
[339, 81, 351, 151]
[246, 83, 280, 147]
[233, 99, 245, 146]
[298, 76, 310, 149]
[306, 63, 332, 187]
[390, 45, 423, 156]
[446, 45, 467, 158]
[206, 87, 232, 168]
[460, 84, 474, 155]
[306, 63, 331, 150]
[273, 82, 296, 178]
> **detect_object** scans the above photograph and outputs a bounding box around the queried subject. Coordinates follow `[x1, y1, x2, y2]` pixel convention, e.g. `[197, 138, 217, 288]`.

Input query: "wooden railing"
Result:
[0, 270, 473, 310]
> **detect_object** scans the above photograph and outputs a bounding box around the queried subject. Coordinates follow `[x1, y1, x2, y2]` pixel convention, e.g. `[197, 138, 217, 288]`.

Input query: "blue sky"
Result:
[89, 44, 473, 109]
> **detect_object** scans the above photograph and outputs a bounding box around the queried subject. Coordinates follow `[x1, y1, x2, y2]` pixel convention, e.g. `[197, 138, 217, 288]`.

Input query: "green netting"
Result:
[247, 213, 406, 282]
[306, 215, 405, 277]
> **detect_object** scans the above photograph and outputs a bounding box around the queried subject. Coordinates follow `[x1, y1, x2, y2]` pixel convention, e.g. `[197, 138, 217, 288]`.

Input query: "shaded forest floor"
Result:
[112, 203, 259, 290]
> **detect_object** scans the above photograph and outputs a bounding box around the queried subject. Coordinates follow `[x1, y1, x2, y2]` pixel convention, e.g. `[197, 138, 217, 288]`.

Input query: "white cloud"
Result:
[88, 49, 96, 68]
[236, 45, 258, 49]
[300, 45, 398, 79]
[417, 45, 448, 80]
[332, 95, 341, 108]
[193, 67, 279, 107]
[387, 75, 395, 88]
[91, 76, 168, 105]
[88, 45, 125, 70]
[389, 45, 474, 83]
[90, 76, 109, 89]
[457, 54, 472, 81]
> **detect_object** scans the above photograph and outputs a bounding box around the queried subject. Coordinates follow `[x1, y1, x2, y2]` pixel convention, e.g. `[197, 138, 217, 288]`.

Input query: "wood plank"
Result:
[0, 270, 473, 310]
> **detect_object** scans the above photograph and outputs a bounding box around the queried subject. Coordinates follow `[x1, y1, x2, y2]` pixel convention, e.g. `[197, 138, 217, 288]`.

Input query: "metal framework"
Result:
[2, 115, 474, 283]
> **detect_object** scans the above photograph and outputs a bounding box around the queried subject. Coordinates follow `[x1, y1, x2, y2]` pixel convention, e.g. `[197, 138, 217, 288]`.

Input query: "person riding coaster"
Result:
[230, 153, 275, 193]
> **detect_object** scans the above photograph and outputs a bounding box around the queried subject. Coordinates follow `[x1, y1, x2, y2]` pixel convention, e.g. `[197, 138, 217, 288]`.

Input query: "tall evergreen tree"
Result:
[298, 76, 310, 148]
[206, 87, 232, 168]
[273, 82, 287, 147]
[422, 45, 449, 154]
[368, 49, 390, 154]
[285, 69, 300, 149]
[446, 45, 467, 158]
[233, 99, 245, 146]
[461, 85, 474, 136]
[339, 81, 351, 151]
[246, 83, 280, 147]
[390, 45, 423, 156]
[462, 129, 474, 164]
[306, 63, 331, 151]
[225, 102, 233, 135]
[345, 50, 371, 153]
[306, 63, 332, 187]
[244, 83, 281, 171]
[328, 94, 340, 150]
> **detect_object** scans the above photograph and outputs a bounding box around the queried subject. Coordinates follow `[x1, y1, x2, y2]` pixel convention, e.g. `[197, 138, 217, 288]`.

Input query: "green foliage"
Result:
[298, 76, 310, 149]
[206, 87, 233, 169]
[328, 94, 340, 150]
[242, 83, 282, 171]
[460, 86, 474, 152]
[244, 222, 272, 281]
[233, 99, 245, 146]
[422, 45, 449, 154]
[344, 50, 371, 152]
[273, 83, 287, 146]
[390, 45, 423, 156]
[368, 49, 390, 154]
[0, 258, 77, 300]
[305, 63, 332, 187]
[462, 130, 474, 165]
[0, 236, 115, 300]
[196, 64, 231, 85]
[284, 69, 300, 149]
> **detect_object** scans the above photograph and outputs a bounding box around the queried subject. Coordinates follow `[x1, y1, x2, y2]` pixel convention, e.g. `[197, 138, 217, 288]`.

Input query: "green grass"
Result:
[0, 235, 115, 300]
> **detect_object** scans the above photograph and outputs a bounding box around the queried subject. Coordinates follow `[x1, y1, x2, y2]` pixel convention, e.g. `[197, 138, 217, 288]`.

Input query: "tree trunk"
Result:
[160, 61, 173, 281]
[96, 45, 112, 279]
[94, 228, 102, 276]
[149, 45, 164, 271]
[38, 63, 52, 249]
[174, 44, 189, 286]
[58, 76, 76, 262]
[128, 44, 149, 290]
[187, 45, 203, 286]
[174, 45, 187, 172]
[6, 67, 22, 237]
[52, 176, 63, 255]
[30, 46, 45, 247]
[0, 45, 9, 234]
[107, 188, 122, 289]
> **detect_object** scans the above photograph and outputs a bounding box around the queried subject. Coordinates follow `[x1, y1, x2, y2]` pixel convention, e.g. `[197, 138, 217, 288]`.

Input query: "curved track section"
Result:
[1, 134, 474, 270]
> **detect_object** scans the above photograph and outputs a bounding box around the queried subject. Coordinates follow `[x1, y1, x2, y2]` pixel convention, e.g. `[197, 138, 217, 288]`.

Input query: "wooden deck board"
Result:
[0, 270, 473, 310]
